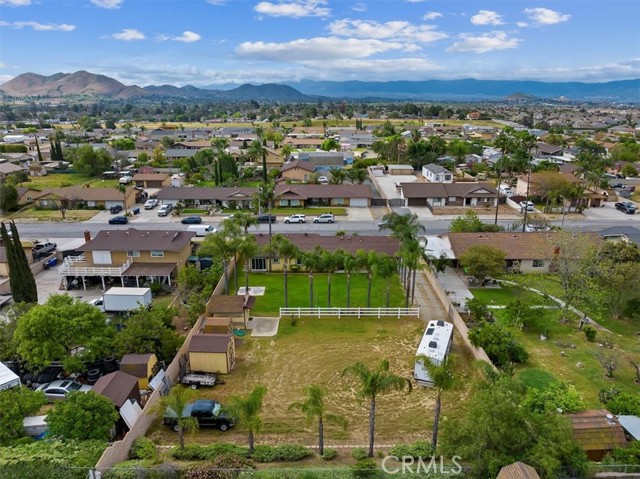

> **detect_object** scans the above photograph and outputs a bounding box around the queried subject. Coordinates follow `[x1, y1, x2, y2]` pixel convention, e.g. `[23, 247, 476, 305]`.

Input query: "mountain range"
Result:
[1, 71, 639, 103]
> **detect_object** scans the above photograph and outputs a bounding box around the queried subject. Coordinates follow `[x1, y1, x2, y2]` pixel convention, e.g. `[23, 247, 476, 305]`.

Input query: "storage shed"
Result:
[92, 371, 141, 408]
[0, 361, 20, 391]
[188, 334, 236, 374]
[568, 409, 628, 461]
[119, 353, 159, 390]
[203, 317, 233, 335]
[206, 295, 255, 329]
[496, 462, 541, 479]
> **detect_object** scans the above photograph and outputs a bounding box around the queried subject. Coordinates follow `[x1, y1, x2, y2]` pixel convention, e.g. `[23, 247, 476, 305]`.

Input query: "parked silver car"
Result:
[313, 213, 335, 224]
[36, 380, 92, 400]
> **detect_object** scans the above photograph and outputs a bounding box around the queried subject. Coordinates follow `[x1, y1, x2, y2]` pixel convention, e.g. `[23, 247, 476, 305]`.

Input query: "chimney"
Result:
[83, 231, 91, 242]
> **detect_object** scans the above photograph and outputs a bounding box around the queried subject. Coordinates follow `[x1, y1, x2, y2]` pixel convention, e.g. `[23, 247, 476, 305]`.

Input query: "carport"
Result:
[123, 263, 176, 287]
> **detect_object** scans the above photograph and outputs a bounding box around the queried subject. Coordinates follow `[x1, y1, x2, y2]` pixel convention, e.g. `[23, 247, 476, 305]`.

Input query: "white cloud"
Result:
[206, 0, 226, 4]
[254, 0, 330, 18]
[351, 2, 366, 12]
[0, 61, 5, 68]
[112, 28, 145, 41]
[0, 0, 32, 6]
[175, 31, 201, 42]
[328, 19, 447, 43]
[423, 12, 443, 21]
[406, 0, 426, 3]
[516, 21, 528, 28]
[523, 7, 570, 25]
[447, 31, 519, 53]
[8, 21, 76, 31]
[470, 10, 504, 26]
[90, 0, 123, 9]
[236, 37, 408, 62]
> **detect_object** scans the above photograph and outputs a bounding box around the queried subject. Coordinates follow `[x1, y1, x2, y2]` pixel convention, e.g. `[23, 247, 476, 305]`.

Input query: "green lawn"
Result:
[8, 206, 98, 221]
[470, 286, 554, 306]
[221, 207, 348, 216]
[237, 272, 405, 315]
[181, 209, 208, 214]
[27, 173, 95, 190]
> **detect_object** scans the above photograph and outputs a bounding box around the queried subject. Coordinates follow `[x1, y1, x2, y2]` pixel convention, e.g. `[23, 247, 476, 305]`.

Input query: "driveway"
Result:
[35, 263, 104, 304]
[582, 202, 639, 222]
[372, 173, 418, 200]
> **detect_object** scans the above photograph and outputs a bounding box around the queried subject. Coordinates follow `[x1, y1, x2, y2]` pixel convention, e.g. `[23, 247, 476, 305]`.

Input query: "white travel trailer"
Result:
[413, 320, 454, 387]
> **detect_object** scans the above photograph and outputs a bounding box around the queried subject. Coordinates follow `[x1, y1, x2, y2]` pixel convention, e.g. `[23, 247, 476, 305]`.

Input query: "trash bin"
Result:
[133, 207, 140, 215]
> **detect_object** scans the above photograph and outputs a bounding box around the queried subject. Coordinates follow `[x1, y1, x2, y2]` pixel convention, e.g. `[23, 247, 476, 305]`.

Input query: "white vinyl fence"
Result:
[279, 307, 420, 318]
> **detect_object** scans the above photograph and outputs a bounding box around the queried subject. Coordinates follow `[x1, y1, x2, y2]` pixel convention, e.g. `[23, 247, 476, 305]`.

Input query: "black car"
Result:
[181, 216, 203, 224]
[108, 215, 129, 224]
[615, 202, 636, 214]
[256, 214, 277, 223]
[109, 205, 123, 214]
[163, 399, 235, 432]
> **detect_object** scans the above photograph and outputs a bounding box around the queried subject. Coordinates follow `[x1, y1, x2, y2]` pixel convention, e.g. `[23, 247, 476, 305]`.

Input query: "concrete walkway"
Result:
[434, 267, 474, 311]
[247, 316, 280, 337]
[412, 269, 449, 326]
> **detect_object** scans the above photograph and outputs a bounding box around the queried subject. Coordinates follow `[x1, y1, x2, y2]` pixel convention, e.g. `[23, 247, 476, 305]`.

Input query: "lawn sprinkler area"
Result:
[237, 286, 266, 296]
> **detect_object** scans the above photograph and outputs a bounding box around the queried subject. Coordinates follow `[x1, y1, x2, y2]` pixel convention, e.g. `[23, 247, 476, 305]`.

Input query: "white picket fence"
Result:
[279, 307, 420, 318]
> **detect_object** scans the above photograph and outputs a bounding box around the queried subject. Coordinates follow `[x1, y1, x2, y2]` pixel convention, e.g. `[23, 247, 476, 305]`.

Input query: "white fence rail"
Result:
[279, 307, 420, 318]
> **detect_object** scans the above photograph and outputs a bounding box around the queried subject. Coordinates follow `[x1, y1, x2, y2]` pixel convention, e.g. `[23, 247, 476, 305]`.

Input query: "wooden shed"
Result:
[206, 295, 255, 329]
[203, 317, 233, 335]
[92, 371, 141, 408]
[119, 353, 159, 390]
[568, 409, 628, 461]
[188, 334, 236, 374]
[496, 462, 541, 479]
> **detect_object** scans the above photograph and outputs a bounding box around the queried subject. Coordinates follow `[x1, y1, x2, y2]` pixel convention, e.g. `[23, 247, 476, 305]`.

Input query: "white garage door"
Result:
[350, 198, 369, 207]
[104, 200, 123, 208]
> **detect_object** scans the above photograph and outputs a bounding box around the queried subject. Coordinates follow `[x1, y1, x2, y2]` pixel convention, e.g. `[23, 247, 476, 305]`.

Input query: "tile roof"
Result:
[568, 409, 628, 451]
[253, 233, 399, 256]
[78, 228, 194, 252]
[496, 462, 541, 479]
[400, 182, 498, 198]
[92, 371, 140, 408]
[445, 232, 601, 260]
[188, 334, 233, 354]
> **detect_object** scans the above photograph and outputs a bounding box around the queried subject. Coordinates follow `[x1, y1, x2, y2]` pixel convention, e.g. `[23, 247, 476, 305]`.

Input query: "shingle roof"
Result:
[281, 159, 315, 173]
[423, 164, 450, 174]
[253, 233, 399, 256]
[92, 371, 140, 407]
[0, 163, 23, 175]
[120, 353, 155, 378]
[496, 462, 541, 479]
[78, 228, 194, 252]
[400, 182, 497, 198]
[445, 232, 601, 260]
[35, 186, 136, 202]
[208, 295, 255, 314]
[568, 410, 628, 451]
[157, 184, 372, 201]
[132, 173, 169, 181]
[188, 334, 233, 354]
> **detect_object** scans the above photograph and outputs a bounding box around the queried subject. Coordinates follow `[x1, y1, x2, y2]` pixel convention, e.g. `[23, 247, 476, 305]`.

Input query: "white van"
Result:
[499, 184, 514, 197]
[187, 225, 217, 236]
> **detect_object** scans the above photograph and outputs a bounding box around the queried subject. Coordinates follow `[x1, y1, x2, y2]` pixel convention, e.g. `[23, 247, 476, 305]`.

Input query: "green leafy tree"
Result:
[0, 303, 32, 361]
[418, 356, 454, 450]
[504, 297, 535, 330]
[524, 381, 585, 414]
[459, 244, 506, 281]
[225, 211, 258, 234]
[0, 388, 46, 445]
[288, 385, 348, 456]
[0, 183, 18, 213]
[441, 375, 587, 478]
[199, 229, 238, 295]
[468, 323, 528, 368]
[151, 386, 198, 450]
[46, 391, 118, 441]
[342, 360, 411, 457]
[1, 222, 38, 303]
[110, 138, 135, 150]
[450, 210, 500, 233]
[66, 145, 112, 176]
[227, 385, 268, 455]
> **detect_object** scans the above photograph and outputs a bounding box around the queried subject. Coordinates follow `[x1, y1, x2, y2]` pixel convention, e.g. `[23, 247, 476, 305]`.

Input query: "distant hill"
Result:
[0, 71, 147, 99]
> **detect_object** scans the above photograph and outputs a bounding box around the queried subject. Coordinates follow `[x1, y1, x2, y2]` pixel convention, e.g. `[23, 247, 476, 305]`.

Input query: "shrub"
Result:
[602, 441, 640, 465]
[389, 440, 434, 459]
[169, 444, 207, 461]
[321, 448, 337, 460]
[183, 454, 255, 479]
[129, 438, 157, 462]
[583, 325, 597, 342]
[524, 381, 586, 414]
[351, 459, 378, 478]
[149, 281, 164, 296]
[468, 323, 528, 368]
[351, 448, 369, 461]
[605, 392, 640, 416]
[252, 444, 311, 462]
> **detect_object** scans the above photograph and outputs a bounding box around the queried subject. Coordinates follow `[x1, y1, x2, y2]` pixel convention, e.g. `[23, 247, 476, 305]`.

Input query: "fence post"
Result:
[378, 307, 381, 319]
[338, 308, 341, 319]
[358, 308, 361, 319]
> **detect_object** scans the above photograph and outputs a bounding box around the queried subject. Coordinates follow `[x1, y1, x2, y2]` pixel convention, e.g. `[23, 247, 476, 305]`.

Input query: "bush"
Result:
[129, 438, 158, 462]
[251, 444, 312, 462]
[468, 323, 528, 368]
[583, 325, 597, 342]
[602, 441, 640, 465]
[183, 454, 255, 479]
[149, 281, 164, 296]
[351, 459, 378, 478]
[524, 381, 585, 414]
[389, 440, 434, 459]
[351, 448, 369, 461]
[604, 392, 640, 416]
[169, 444, 207, 461]
[321, 448, 337, 460]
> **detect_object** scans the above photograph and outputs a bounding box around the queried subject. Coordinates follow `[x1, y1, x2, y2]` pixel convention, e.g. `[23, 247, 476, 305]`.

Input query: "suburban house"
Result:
[58, 229, 195, 290]
[535, 142, 564, 157]
[567, 410, 628, 461]
[388, 164, 414, 175]
[600, 226, 640, 246]
[295, 151, 354, 171]
[132, 173, 171, 189]
[278, 159, 315, 183]
[422, 164, 454, 183]
[32, 187, 137, 211]
[251, 234, 400, 272]
[205, 295, 255, 329]
[187, 333, 236, 374]
[496, 462, 541, 479]
[442, 232, 601, 274]
[515, 172, 605, 208]
[0, 241, 35, 277]
[0, 162, 24, 180]
[282, 137, 324, 149]
[400, 182, 498, 208]
[119, 353, 159, 391]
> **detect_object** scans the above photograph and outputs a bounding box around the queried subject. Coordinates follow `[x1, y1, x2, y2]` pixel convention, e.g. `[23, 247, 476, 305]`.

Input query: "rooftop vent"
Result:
[436, 320, 444, 326]
[428, 341, 438, 349]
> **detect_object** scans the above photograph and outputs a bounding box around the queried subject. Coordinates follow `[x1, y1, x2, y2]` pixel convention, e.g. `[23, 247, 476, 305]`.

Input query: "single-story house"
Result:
[205, 295, 255, 329]
[422, 164, 454, 183]
[515, 172, 605, 208]
[600, 226, 640, 246]
[568, 409, 628, 461]
[187, 333, 236, 374]
[535, 142, 564, 157]
[296, 151, 354, 171]
[282, 137, 324, 149]
[32, 186, 137, 210]
[444, 231, 602, 274]
[119, 353, 159, 390]
[0, 162, 24, 179]
[400, 182, 498, 208]
[60, 229, 195, 290]
[132, 173, 171, 189]
[496, 462, 540, 479]
[279, 159, 315, 183]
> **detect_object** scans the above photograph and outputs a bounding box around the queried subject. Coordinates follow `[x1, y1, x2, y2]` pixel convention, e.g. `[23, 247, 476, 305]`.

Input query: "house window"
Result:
[27, 196, 33, 201]
[334, 198, 344, 205]
[273, 257, 280, 264]
[532, 260, 545, 268]
[251, 257, 266, 271]
[150, 250, 164, 257]
[127, 251, 140, 257]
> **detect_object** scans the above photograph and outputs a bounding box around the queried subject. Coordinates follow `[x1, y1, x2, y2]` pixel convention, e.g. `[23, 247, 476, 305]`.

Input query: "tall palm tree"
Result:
[288, 385, 348, 456]
[322, 250, 342, 308]
[355, 250, 378, 308]
[227, 385, 267, 455]
[346, 168, 368, 185]
[255, 181, 276, 271]
[379, 212, 425, 243]
[237, 235, 259, 292]
[401, 238, 423, 307]
[199, 230, 236, 294]
[373, 254, 397, 308]
[342, 253, 358, 308]
[301, 246, 325, 307]
[417, 355, 455, 450]
[249, 139, 268, 182]
[328, 167, 346, 185]
[150, 386, 197, 450]
[225, 210, 258, 233]
[270, 234, 300, 308]
[116, 184, 129, 215]
[342, 360, 412, 457]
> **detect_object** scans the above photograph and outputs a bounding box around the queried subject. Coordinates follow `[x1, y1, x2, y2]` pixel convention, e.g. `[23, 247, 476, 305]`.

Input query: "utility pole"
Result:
[522, 167, 532, 233]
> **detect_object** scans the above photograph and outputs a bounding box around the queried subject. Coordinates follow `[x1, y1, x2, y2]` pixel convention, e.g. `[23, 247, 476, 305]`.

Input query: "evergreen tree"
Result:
[0, 222, 38, 303]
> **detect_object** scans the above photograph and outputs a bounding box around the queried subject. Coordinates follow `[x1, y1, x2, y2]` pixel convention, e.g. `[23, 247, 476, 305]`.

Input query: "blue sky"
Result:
[1, 0, 639, 86]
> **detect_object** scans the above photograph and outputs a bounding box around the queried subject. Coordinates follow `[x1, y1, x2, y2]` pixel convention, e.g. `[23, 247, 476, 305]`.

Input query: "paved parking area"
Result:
[35, 264, 104, 304]
[583, 202, 640, 222]
[373, 173, 419, 200]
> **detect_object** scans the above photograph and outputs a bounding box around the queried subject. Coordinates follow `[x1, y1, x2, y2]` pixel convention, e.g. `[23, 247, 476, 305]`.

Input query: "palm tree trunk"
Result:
[368, 397, 376, 458]
[318, 416, 324, 456]
[249, 430, 255, 455]
[405, 267, 411, 308]
[385, 283, 390, 308]
[233, 254, 238, 293]
[268, 203, 273, 272]
[411, 267, 417, 305]
[309, 273, 314, 307]
[327, 273, 332, 308]
[432, 389, 441, 450]
[179, 428, 185, 450]
[244, 262, 250, 291]
[284, 266, 289, 308]
[346, 273, 351, 308]
[366, 272, 372, 308]
[222, 260, 229, 295]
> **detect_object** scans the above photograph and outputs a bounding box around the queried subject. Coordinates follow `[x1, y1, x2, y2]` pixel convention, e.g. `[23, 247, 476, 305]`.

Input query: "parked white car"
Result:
[157, 204, 173, 216]
[118, 175, 133, 184]
[284, 214, 306, 224]
[36, 380, 92, 400]
[318, 176, 329, 184]
[144, 199, 159, 209]
[313, 213, 335, 224]
[519, 201, 535, 212]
